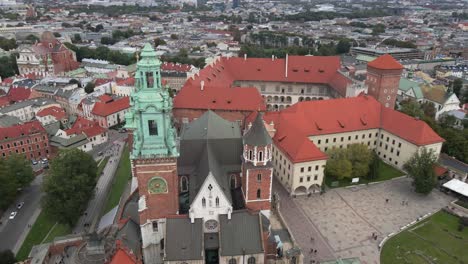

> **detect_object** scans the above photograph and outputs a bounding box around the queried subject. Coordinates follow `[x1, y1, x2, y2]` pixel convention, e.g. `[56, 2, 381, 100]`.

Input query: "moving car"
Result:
[9, 212, 17, 219]
[17, 202, 24, 210]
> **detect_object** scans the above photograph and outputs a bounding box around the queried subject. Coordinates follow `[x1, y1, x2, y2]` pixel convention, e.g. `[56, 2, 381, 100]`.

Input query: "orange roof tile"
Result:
[36, 106, 66, 120]
[0, 121, 46, 140]
[92, 96, 129, 117]
[110, 248, 137, 264]
[367, 54, 403, 70]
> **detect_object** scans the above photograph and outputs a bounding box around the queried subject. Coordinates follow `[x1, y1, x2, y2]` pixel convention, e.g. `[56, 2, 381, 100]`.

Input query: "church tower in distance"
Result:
[125, 43, 179, 263]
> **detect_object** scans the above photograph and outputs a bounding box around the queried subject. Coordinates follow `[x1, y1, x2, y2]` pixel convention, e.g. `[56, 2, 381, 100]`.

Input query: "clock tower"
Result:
[125, 43, 179, 263]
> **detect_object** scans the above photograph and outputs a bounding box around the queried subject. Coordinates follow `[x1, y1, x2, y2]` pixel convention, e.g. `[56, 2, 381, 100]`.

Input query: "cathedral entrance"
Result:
[205, 249, 219, 264]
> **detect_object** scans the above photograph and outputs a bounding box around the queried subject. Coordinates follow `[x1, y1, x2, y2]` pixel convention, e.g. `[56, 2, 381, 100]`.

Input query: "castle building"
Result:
[366, 54, 404, 109]
[17, 32, 80, 76]
[256, 95, 444, 195]
[125, 44, 272, 264]
[173, 55, 367, 127]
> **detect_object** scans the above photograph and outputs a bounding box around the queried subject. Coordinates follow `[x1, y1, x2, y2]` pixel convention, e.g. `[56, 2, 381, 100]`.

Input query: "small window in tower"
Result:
[256, 189, 261, 199]
[258, 151, 263, 161]
[257, 174, 262, 182]
[180, 176, 188, 192]
[148, 120, 158, 135]
[248, 150, 253, 160]
[146, 72, 154, 88]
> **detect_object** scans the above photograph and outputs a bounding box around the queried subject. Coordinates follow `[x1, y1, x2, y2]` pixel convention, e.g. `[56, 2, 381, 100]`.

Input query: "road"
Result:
[0, 174, 44, 253]
[73, 139, 126, 234]
[0, 130, 127, 254]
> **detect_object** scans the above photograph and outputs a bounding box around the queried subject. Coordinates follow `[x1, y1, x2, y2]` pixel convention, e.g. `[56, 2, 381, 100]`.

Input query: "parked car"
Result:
[9, 212, 17, 219]
[17, 202, 24, 210]
[31, 159, 38, 165]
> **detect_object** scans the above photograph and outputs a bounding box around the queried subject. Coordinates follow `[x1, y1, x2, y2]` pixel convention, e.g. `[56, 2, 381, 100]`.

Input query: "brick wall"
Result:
[243, 167, 272, 211]
[367, 67, 403, 109]
[0, 131, 50, 160]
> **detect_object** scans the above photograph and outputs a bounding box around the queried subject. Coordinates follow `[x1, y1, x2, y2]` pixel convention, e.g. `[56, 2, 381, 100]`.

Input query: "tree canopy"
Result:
[0, 250, 16, 264]
[404, 148, 437, 195]
[325, 143, 372, 179]
[0, 154, 34, 210]
[84, 82, 95, 94]
[42, 149, 97, 226]
[0, 54, 18, 79]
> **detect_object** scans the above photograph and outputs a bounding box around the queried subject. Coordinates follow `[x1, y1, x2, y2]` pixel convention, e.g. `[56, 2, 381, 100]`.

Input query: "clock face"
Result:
[148, 177, 168, 194]
[205, 220, 218, 231]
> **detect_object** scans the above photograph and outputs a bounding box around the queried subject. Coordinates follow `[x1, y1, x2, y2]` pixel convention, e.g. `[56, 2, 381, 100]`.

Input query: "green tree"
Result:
[5, 154, 34, 187]
[452, 78, 463, 98]
[69, 78, 81, 87]
[421, 101, 436, 119]
[372, 24, 385, 35]
[399, 99, 424, 119]
[53, 32, 61, 38]
[25, 34, 40, 43]
[0, 155, 33, 210]
[0, 250, 16, 264]
[336, 39, 351, 54]
[42, 149, 97, 226]
[0, 37, 17, 51]
[346, 143, 372, 177]
[170, 34, 178, 40]
[367, 152, 380, 180]
[84, 82, 95, 94]
[154, 38, 166, 47]
[0, 55, 18, 79]
[404, 148, 437, 194]
[72, 34, 82, 43]
[101, 36, 116, 45]
[325, 148, 353, 180]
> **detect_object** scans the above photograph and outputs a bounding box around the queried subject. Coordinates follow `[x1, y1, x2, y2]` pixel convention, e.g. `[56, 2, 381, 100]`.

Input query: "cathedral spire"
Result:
[125, 43, 178, 159]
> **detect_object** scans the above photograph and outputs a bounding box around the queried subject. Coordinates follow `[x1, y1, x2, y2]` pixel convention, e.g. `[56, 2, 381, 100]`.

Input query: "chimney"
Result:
[200, 80, 204, 91]
[244, 53, 247, 61]
[285, 54, 289, 78]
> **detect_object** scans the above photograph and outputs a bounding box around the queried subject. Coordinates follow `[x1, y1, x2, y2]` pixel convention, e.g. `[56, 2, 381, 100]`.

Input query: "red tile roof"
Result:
[433, 165, 448, 177]
[175, 55, 342, 111]
[99, 94, 113, 103]
[0, 121, 46, 140]
[116, 77, 135, 86]
[94, 78, 112, 87]
[92, 96, 129, 117]
[65, 116, 106, 138]
[367, 54, 403, 70]
[261, 95, 443, 162]
[161, 62, 192, 72]
[0, 96, 9, 107]
[110, 248, 138, 264]
[36, 106, 66, 120]
[7, 87, 31, 103]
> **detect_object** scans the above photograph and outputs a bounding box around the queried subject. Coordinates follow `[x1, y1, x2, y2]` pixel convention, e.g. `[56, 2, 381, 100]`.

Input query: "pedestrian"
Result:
[406, 201, 409, 206]
[386, 198, 389, 203]
[310, 237, 314, 242]
[310, 248, 313, 253]
[314, 249, 317, 254]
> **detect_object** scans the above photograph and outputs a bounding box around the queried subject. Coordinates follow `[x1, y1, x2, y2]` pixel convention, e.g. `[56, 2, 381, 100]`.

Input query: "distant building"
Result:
[91, 95, 130, 128]
[0, 120, 50, 160]
[17, 31, 80, 76]
[351, 47, 423, 60]
[233, 0, 240, 8]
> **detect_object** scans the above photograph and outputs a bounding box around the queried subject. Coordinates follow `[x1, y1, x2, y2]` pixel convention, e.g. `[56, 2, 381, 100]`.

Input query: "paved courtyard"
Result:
[275, 177, 454, 264]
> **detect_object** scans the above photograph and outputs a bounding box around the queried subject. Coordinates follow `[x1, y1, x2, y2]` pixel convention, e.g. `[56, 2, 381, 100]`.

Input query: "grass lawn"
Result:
[381, 210, 468, 264]
[325, 159, 404, 188]
[16, 211, 70, 261]
[102, 144, 131, 214]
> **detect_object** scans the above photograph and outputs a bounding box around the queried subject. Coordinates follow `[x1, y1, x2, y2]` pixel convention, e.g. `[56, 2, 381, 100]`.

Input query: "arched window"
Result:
[215, 197, 219, 207]
[256, 189, 261, 199]
[180, 176, 188, 192]
[248, 257, 256, 264]
[230, 175, 237, 189]
[258, 151, 263, 161]
[248, 150, 253, 160]
[202, 197, 206, 208]
[229, 258, 237, 264]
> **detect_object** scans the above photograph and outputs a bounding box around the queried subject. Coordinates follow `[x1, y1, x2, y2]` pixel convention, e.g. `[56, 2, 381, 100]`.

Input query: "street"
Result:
[73, 139, 126, 234]
[0, 130, 127, 254]
[0, 174, 44, 253]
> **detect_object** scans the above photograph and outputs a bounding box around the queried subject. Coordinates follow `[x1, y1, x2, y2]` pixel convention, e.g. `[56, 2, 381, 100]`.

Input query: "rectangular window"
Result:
[148, 120, 158, 135]
[381, 134, 383, 139]
[398, 143, 402, 148]
[307, 176, 311, 182]
[300, 177, 303, 183]
[392, 139, 395, 145]
[341, 137, 344, 142]
[300, 167, 304, 173]
[379, 142, 382, 147]
[386, 137, 389, 142]
[324, 147, 328, 151]
[318, 139, 321, 144]
[375, 132, 378, 137]
[315, 165, 319, 170]
[369, 133, 372, 138]
[391, 148, 394, 153]
[348, 136, 351, 140]
[355, 135, 358, 140]
[152, 221, 158, 232]
[385, 145, 388, 150]
[362, 134, 365, 139]
[395, 161, 399, 165]
[326, 139, 329, 143]
[314, 175, 318, 180]
[333, 138, 336, 143]
[397, 151, 400, 156]
[308, 166, 311, 172]
[257, 174, 261, 182]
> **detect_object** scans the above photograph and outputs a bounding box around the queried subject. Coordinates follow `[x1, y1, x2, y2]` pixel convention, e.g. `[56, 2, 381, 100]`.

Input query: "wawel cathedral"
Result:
[125, 44, 274, 264]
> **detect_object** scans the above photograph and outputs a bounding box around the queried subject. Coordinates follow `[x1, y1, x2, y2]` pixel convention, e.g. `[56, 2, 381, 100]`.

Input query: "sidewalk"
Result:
[12, 208, 41, 254]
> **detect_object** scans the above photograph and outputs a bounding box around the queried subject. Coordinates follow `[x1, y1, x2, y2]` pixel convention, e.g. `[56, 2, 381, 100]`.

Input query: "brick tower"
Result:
[124, 44, 179, 263]
[241, 112, 273, 213]
[366, 54, 404, 109]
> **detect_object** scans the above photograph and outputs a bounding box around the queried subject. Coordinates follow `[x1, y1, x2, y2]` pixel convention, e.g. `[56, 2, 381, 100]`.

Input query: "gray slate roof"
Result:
[243, 112, 272, 146]
[165, 218, 203, 261]
[0, 98, 56, 113]
[179, 110, 243, 203]
[49, 134, 88, 148]
[116, 219, 141, 255]
[0, 114, 21, 127]
[219, 210, 264, 256]
[439, 153, 468, 174]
